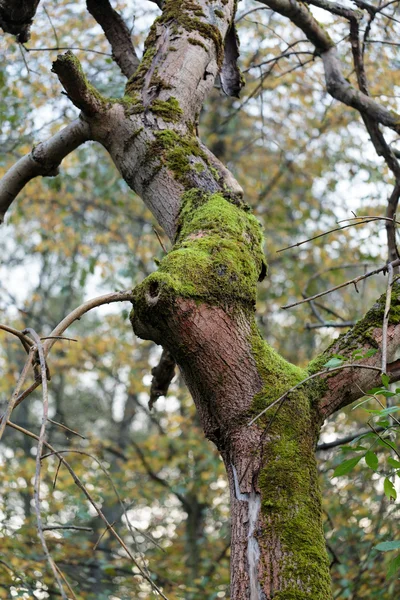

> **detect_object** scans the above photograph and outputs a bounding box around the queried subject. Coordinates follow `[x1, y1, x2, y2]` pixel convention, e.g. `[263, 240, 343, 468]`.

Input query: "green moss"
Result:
[150, 70, 173, 91]
[155, 0, 224, 67]
[249, 322, 331, 597]
[125, 45, 156, 95]
[188, 37, 208, 51]
[150, 97, 183, 122]
[147, 129, 209, 185]
[308, 282, 400, 375]
[117, 93, 144, 115]
[214, 9, 224, 18]
[132, 190, 265, 316]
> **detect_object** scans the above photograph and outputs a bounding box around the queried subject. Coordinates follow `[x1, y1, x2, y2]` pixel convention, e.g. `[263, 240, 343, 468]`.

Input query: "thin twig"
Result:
[23, 329, 67, 599]
[153, 227, 167, 254]
[47, 419, 86, 439]
[248, 364, 382, 427]
[43, 525, 93, 532]
[277, 217, 397, 253]
[0, 348, 35, 440]
[368, 422, 400, 459]
[7, 421, 170, 600]
[282, 258, 400, 309]
[24, 45, 112, 56]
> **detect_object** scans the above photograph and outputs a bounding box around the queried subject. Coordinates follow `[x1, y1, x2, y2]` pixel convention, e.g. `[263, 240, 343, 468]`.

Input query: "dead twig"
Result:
[7, 421, 170, 600]
[23, 328, 67, 600]
[282, 258, 400, 309]
[248, 363, 382, 427]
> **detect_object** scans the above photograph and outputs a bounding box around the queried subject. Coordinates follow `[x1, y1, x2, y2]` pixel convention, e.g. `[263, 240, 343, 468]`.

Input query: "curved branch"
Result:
[0, 118, 91, 223]
[257, 0, 400, 134]
[86, 0, 139, 79]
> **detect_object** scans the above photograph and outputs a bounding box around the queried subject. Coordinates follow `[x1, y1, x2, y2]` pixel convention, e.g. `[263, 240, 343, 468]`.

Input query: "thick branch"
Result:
[0, 0, 40, 42]
[86, 0, 139, 79]
[302, 0, 363, 20]
[310, 283, 400, 418]
[51, 51, 104, 116]
[257, 0, 400, 134]
[0, 119, 91, 223]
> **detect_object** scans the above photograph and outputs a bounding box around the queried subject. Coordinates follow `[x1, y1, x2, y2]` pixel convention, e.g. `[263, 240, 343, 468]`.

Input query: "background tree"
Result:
[1, 1, 400, 599]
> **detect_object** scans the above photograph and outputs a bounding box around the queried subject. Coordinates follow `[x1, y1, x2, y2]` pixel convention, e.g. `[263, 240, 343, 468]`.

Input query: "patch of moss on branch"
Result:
[150, 97, 183, 121]
[188, 37, 208, 51]
[146, 129, 214, 186]
[132, 189, 265, 331]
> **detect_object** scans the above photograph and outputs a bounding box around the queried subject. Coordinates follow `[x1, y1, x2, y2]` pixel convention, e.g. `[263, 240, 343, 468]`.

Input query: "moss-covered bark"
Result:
[131, 186, 332, 599]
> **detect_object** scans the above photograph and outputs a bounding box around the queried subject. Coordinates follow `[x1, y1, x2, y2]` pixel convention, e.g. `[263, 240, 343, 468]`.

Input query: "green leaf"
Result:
[365, 406, 400, 415]
[384, 477, 397, 501]
[388, 458, 400, 469]
[324, 357, 344, 369]
[375, 541, 400, 552]
[381, 373, 390, 388]
[364, 450, 379, 470]
[364, 349, 378, 358]
[377, 438, 398, 452]
[332, 456, 362, 478]
[378, 391, 397, 398]
[388, 553, 400, 577]
[341, 445, 366, 453]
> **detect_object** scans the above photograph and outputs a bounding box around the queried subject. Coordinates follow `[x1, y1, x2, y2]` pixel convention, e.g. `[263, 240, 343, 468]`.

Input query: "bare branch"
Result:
[316, 427, 387, 451]
[0, 0, 40, 42]
[0, 118, 91, 224]
[257, 0, 400, 133]
[0, 348, 35, 440]
[24, 328, 68, 599]
[311, 282, 400, 417]
[282, 258, 400, 309]
[43, 290, 134, 355]
[8, 422, 170, 599]
[302, 0, 363, 21]
[86, 0, 139, 79]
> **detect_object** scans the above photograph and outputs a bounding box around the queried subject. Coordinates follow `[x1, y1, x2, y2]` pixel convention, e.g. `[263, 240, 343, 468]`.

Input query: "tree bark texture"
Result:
[4, 0, 400, 598]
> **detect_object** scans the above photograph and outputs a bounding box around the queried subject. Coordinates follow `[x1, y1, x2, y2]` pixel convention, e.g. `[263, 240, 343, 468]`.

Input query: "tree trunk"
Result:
[131, 263, 332, 597]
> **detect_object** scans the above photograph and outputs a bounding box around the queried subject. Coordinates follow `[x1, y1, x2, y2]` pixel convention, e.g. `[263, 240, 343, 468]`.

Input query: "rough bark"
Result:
[0, 0, 40, 42]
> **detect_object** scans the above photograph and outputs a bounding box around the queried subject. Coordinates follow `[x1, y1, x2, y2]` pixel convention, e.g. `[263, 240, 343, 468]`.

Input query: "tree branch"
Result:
[149, 348, 176, 410]
[257, 0, 400, 133]
[302, 0, 363, 21]
[51, 51, 105, 115]
[0, 0, 40, 42]
[0, 118, 91, 224]
[86, 0, 139, 79]
[310, 282, 400, 418]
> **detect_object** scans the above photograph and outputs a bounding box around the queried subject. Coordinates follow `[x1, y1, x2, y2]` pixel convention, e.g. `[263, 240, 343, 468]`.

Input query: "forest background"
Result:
[0, 0, 399, 598]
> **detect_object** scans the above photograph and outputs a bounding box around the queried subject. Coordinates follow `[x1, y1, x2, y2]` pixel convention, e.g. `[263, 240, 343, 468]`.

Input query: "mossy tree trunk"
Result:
[5, 0, 400, 598]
